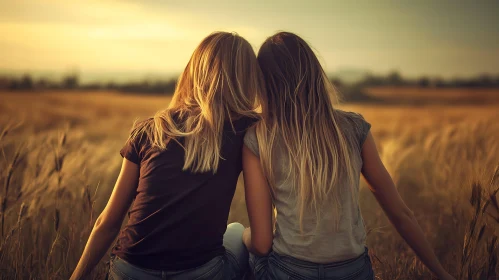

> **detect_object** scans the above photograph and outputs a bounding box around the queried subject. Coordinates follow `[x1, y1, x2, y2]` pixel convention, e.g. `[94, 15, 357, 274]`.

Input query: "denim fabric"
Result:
[108, 223, 248, 280]
[249, 248, 374, 280]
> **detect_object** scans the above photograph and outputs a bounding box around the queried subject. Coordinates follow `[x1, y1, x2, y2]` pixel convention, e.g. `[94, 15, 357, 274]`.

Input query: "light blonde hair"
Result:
[256, 32, 359, 230]
[132, 32, 263, 173]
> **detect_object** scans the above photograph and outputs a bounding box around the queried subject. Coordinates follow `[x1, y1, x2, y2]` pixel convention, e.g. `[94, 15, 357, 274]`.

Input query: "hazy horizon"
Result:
[1, 0, 498, 81]
[0, 67, 388, 84]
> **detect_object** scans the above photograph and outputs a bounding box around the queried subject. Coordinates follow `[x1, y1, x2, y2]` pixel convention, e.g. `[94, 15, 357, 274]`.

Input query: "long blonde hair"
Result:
[256, 32, 358, 229]
[133, 32, 263, 173]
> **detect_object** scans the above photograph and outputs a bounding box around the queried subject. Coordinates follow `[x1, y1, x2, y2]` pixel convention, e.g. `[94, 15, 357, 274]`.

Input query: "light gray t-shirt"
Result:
[243, 110, 371, 263]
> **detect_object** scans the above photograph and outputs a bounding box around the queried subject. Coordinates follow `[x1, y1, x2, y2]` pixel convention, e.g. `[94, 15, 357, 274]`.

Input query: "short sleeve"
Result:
[357, 114, 371, 148]
[243, 126, 260, 156]
[337, 110, 371, 150]
[120, 137, 141, 164]
[120, 120, 151, 165]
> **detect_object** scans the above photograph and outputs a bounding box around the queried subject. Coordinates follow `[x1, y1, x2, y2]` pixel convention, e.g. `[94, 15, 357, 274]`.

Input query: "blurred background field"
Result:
[1, 88, 499, 279]
[1, 0, 499, 279]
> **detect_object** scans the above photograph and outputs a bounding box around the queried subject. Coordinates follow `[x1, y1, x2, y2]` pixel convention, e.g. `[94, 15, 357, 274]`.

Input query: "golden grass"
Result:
[0, 90, 498, 279]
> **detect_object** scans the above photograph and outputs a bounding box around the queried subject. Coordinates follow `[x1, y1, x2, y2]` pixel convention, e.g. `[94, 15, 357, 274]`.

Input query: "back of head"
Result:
[256, 32, 358, 229]
[137, 32, 263, 173]
[172, 32, 263, 119]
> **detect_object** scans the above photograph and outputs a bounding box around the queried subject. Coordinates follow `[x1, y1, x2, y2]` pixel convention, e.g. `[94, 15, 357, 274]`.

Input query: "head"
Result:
[256, 32, 358, 229]
[137, 32, 263, 173]
[170, 31, 263, 119]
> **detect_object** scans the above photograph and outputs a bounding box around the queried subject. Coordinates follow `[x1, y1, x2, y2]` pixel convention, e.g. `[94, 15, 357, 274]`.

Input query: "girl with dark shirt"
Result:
[71, 32, 264, 280]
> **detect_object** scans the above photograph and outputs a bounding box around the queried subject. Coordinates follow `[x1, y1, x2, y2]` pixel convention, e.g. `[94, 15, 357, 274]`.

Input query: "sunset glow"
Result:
[1, 0, 498, 80]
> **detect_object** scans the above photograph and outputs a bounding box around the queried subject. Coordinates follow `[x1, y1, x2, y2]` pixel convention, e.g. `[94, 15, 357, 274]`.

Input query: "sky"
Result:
[1, 0, 498, 82]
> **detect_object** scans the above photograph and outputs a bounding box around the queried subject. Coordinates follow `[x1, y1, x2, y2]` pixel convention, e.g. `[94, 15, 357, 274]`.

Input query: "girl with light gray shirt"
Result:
[241, 32, 454, 280]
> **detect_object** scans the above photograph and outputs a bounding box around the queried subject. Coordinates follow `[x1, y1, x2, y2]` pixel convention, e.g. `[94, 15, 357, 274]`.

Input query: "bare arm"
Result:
[70, 158, 139, 280]
[361, 132, 454, 280]
[242, 145, 273, 256]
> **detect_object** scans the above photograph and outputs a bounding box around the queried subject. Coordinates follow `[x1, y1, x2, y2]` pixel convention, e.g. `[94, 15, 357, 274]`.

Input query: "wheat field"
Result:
[0, 90, 498, 279]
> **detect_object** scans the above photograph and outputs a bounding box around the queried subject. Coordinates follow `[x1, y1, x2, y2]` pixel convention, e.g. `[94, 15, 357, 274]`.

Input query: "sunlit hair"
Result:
[132, 32, 262, 173]
[256, 32, 359, 230]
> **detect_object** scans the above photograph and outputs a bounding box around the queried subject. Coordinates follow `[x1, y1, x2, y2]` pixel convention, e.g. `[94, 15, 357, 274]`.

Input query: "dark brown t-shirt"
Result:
[112, 116, 256, 271]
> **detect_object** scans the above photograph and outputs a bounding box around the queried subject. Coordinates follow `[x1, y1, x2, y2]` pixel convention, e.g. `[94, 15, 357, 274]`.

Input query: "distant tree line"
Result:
[1, 71, 499, 94]
[80, 79, 177, 95]
[331, 71, 499, 88]
[0, 73, 177, 95]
